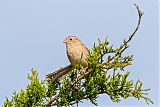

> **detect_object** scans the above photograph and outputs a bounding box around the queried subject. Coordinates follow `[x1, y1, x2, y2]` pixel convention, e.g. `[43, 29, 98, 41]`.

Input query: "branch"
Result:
[44, 4, 145, 107]
[3, 4, 153, 107]
[69, 3, 143, 90]
[108, 3, 144, 62]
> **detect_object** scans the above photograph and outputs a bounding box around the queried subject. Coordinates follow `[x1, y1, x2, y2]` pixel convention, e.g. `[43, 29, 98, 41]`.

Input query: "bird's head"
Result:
[63, 36, 81, 48]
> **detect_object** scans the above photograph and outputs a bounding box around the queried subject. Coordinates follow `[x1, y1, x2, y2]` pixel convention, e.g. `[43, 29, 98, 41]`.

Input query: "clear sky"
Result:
[0, 0, 159, 107]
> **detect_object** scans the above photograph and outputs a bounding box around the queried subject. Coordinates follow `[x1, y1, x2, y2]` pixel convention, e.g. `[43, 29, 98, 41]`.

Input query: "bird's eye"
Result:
[70, 38, 72, 41]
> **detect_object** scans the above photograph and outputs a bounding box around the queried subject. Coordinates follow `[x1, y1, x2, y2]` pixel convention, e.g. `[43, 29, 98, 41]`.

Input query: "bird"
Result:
[46, 36, 88, 81]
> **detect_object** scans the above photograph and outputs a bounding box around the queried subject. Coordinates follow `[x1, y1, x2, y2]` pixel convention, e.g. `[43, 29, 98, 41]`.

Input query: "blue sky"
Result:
[0, 0, 159, 107]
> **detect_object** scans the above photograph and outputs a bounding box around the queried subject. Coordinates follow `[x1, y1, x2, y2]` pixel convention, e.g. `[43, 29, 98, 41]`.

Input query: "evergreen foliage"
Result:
[3, 4, 153, 107]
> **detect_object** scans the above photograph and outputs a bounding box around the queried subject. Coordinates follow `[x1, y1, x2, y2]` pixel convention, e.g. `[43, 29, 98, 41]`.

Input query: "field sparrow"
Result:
[46, 36, 88, 81]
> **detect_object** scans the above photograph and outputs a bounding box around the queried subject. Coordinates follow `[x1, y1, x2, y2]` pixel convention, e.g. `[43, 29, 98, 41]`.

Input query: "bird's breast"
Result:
[67, 44, 88, 67]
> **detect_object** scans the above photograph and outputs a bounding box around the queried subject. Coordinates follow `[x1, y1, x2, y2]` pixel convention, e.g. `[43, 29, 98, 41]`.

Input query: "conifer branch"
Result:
[3, 4, 153, 107]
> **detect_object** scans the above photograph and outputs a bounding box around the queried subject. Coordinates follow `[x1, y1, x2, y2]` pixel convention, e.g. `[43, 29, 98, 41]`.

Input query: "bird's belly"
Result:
[67, 46, 88, 67]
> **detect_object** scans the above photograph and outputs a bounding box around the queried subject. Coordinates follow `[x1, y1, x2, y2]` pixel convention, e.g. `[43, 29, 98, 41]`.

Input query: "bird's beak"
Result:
[63, 39, 67, 44]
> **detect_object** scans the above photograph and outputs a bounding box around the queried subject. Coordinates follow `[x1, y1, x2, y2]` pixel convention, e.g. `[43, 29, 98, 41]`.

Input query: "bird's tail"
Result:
[46, 64, 73, 82]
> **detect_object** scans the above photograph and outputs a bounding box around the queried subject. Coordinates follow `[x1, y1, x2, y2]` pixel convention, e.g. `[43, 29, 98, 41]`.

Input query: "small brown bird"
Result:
[46, 36, 88, 81]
